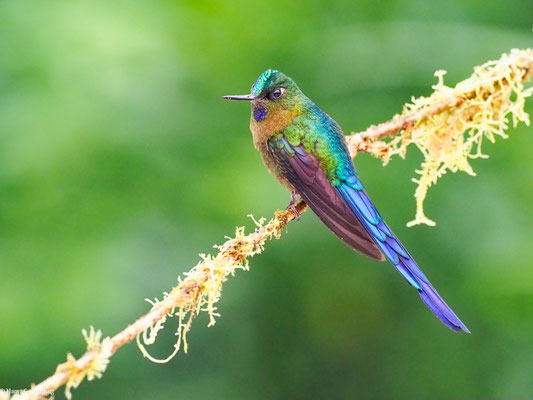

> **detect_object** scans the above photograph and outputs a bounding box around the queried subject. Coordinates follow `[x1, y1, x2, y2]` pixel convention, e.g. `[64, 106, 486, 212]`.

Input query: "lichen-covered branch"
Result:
[347, 48, 533, 226]
[2, 48, 532, 400]
[1, 203, 306, 400]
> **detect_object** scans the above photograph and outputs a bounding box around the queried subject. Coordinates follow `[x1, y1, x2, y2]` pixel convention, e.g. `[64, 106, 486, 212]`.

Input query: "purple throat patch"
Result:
[253, 108, 267, 121]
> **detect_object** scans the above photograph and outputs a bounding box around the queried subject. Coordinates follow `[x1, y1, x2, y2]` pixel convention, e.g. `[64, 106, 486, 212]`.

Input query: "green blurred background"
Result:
[1, 0, 532, 399]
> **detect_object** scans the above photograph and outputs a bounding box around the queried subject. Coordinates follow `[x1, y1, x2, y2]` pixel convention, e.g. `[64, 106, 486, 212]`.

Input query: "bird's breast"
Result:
[250, 108, 300, 151]
[249, 108, 301, 191]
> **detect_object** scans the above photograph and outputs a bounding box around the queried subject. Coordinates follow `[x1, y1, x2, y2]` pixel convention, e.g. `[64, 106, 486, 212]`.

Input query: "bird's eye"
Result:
[268, 88, 285, 100]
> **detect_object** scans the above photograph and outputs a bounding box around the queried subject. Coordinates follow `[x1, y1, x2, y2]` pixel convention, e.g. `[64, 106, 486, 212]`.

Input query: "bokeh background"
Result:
[1, 1, 532, 399]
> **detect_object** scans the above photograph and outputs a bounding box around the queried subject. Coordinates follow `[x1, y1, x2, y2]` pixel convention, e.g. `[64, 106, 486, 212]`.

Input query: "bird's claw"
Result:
[287, 204, 301, 220]
[286, 192, 301, 221]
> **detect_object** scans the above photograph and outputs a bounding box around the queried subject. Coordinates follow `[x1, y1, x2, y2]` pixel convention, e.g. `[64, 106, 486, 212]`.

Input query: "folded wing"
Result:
[268, 136, 384, 260]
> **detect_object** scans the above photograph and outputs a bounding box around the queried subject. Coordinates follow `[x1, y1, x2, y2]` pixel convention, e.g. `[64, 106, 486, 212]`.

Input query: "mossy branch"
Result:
[2, 48, 531, 400]
[347, 48, 533, 226]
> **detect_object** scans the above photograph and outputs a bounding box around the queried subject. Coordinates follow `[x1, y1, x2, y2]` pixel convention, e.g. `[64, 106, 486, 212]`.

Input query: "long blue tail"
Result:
[337, 181, 470, 333]
[269, 135, 469, 332]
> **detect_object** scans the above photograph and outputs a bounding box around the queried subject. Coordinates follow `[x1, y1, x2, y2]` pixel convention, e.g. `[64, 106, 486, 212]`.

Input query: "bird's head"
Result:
[223, 69, 303, 123]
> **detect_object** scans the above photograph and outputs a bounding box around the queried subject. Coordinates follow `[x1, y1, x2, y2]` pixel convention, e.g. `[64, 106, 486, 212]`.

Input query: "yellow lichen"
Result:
[135, 210, 299, 363]
[60, 327, 112, 400]
[363, 49, 533, 226]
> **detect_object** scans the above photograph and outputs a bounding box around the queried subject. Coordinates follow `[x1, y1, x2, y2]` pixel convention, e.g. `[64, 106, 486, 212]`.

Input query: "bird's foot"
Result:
[286, 192, 301, 220]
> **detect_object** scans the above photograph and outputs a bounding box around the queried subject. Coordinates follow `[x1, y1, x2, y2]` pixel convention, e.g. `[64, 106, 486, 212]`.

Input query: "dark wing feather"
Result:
[268, 137, 384, 261]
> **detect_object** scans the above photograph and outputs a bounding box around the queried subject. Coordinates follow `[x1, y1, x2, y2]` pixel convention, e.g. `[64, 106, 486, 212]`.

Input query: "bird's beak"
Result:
[222, 94, 255, 101]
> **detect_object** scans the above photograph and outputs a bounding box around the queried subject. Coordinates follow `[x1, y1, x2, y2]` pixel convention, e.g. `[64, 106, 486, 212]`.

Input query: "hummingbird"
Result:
[223, 69, 469, 333]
